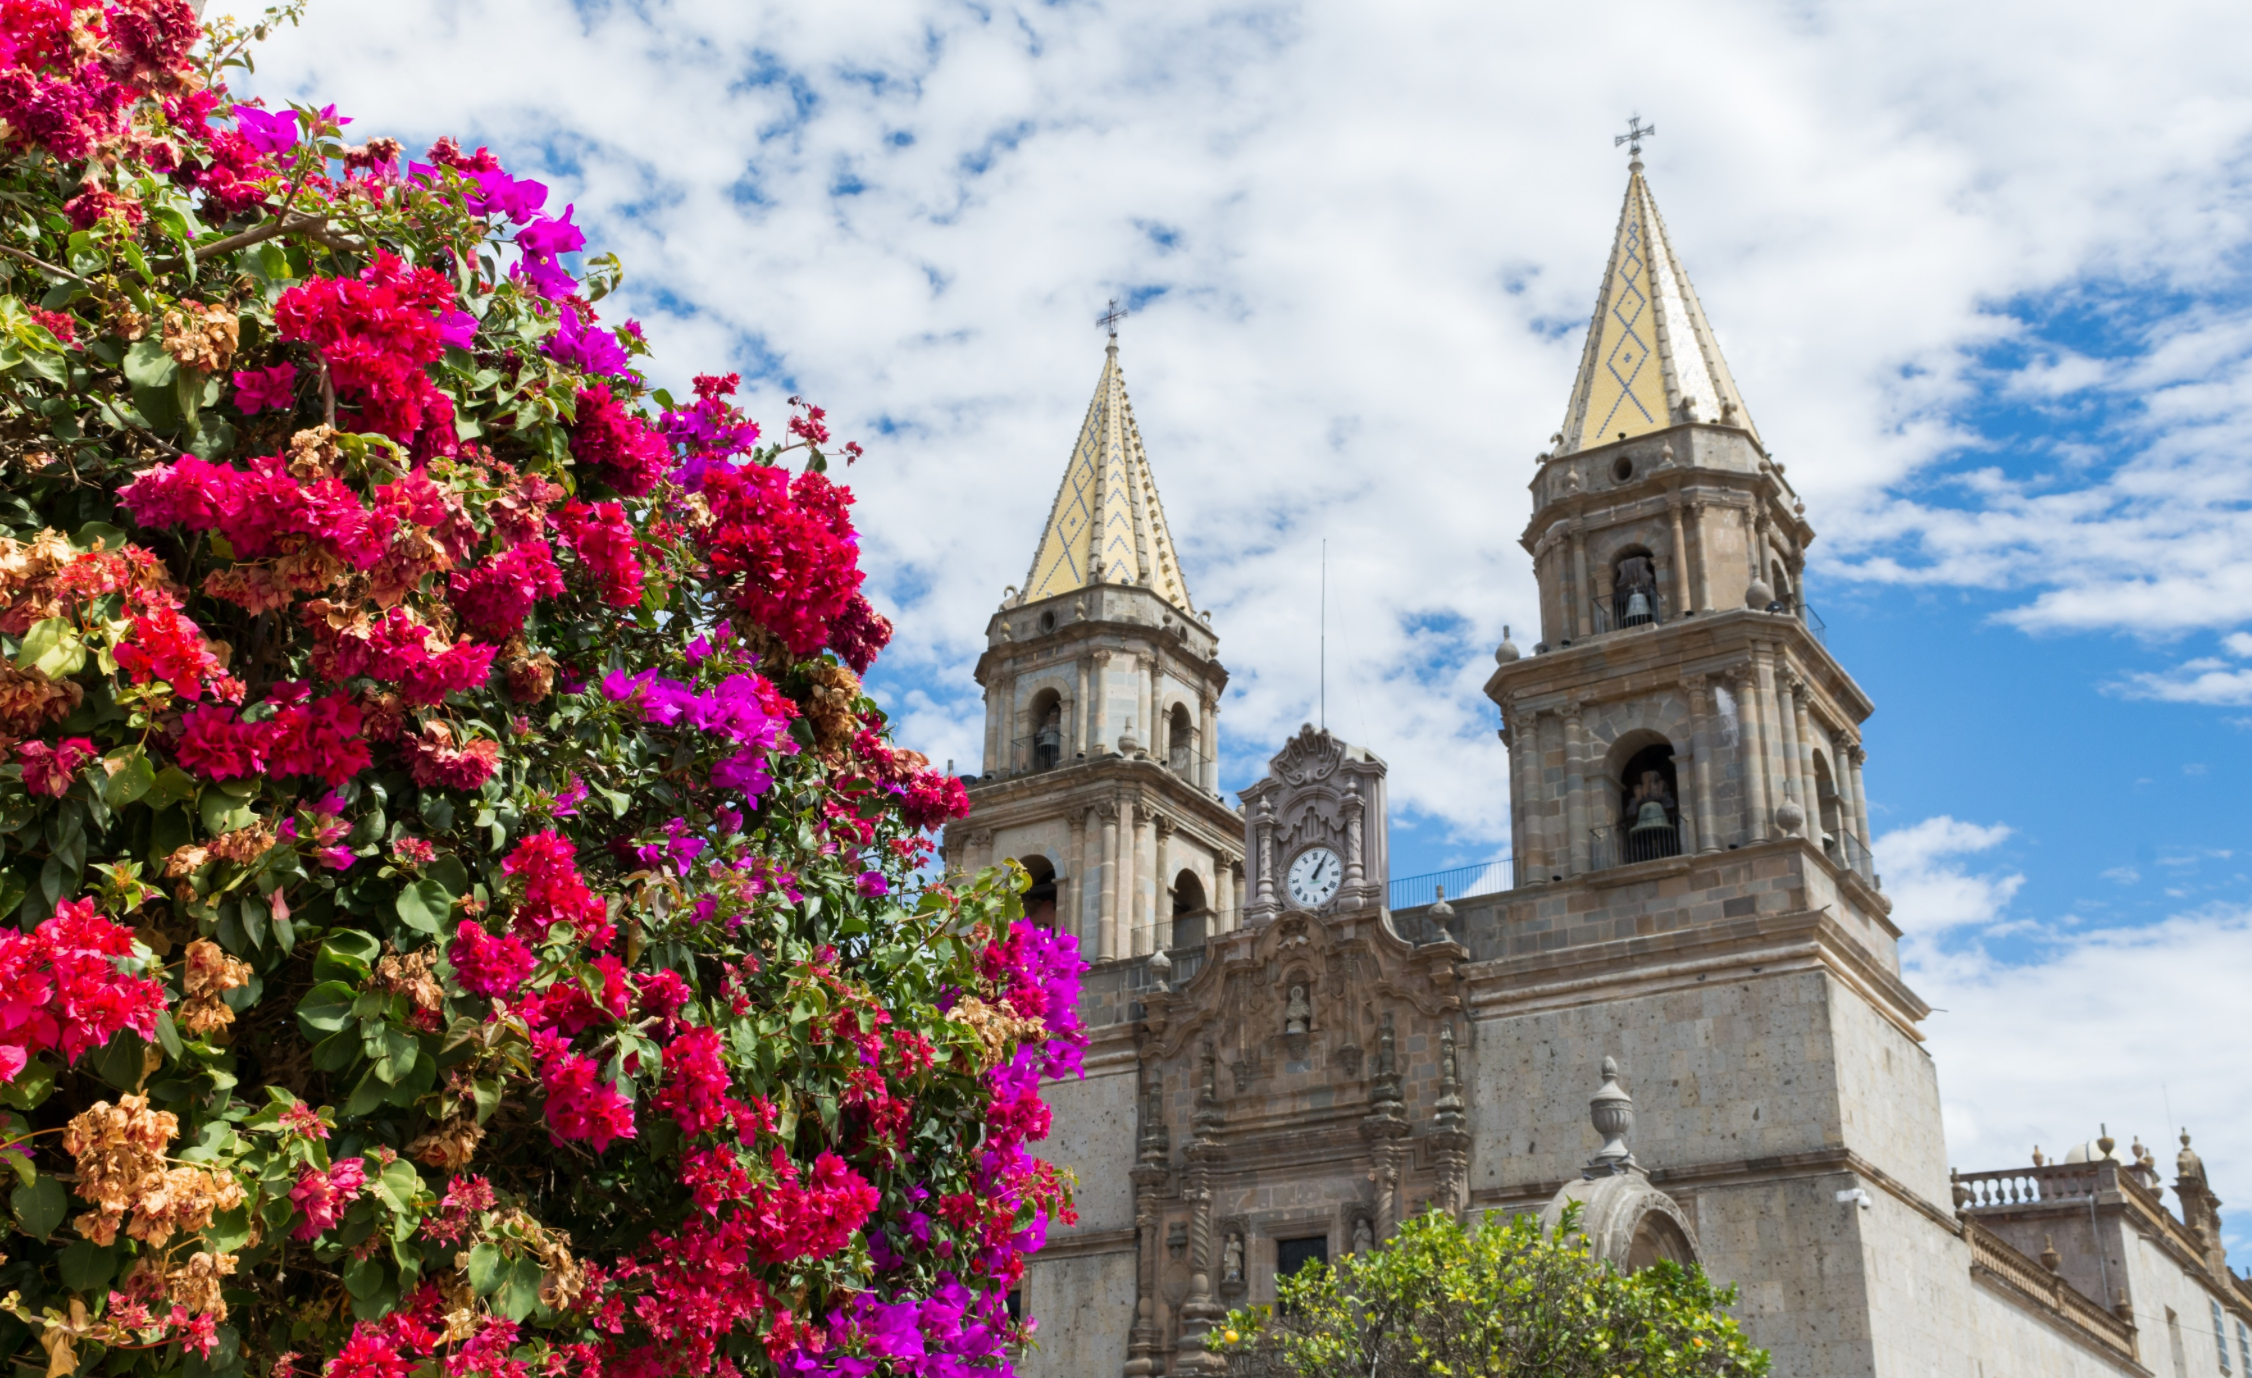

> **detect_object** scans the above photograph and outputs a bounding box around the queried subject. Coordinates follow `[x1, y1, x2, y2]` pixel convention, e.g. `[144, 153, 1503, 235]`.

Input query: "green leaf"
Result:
[0, 869, 25, 922]
[57, 1238, 119, 1294]
[497, 1255, 545, 1321]
[314, 929, 382, 982]
[296, 980, 358, 1035]
[15, 616, 86, 678]
[465, 1241, 504, 1294]
[0, 1057, 54, 1109]
[154, 1009, 183, 1059]
[429, 853, 469, 898]
[205, 1203, 253, 1252]
[123, 335, 178, 389]
[200, 788, 256, 836]
[342, 1252, 386, 1299]
[345, 1065, 389, 1117]
[10, 1172, 64, 1239]
[100, 748, 156, 808]
[395, 878, 453, 934]
[370, 1026, 417, 1084]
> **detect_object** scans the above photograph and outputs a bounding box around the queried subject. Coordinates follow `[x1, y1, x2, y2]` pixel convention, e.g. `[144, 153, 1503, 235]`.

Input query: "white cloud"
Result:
[2114, 630, 2252, 704]
[237, 0, 2252, 846]
[1917, 904, 2252, 1251]
[1874, 817, 2024, 954]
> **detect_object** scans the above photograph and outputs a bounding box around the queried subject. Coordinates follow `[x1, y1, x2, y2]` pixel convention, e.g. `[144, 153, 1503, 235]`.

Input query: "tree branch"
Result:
[192, 211, 367, 263]
[0, 244, 91, 285]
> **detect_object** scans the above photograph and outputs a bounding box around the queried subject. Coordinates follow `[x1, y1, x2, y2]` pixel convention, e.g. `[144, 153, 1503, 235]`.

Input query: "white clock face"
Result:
[1286, 846, 1344, 908]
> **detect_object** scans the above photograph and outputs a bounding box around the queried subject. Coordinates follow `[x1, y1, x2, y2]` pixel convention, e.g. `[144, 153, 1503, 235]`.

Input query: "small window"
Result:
[1006, 1289, 1022, 1323]
[2235, 1319, 2249, 1375]
[1039, 611, 1056, 633]
[1612, 455, 1634, 483]
[1276, 1235, 1329, 1280]
[2215, 1300, 2231, 1374]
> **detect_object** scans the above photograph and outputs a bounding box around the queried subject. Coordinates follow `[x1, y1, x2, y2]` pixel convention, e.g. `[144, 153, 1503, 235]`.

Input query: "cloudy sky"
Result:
[248, 0, 2252, 1243]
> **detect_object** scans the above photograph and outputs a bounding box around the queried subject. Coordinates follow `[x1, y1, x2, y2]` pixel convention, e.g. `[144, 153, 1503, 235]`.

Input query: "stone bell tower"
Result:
[945, 332, 1243, 961]
[1468, 152, 1954, 1375]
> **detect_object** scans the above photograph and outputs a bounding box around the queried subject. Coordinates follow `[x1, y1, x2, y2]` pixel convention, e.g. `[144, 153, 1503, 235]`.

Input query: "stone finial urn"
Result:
[1774, 798, 1806, 837]
[1586, 1056, 1638, 1177]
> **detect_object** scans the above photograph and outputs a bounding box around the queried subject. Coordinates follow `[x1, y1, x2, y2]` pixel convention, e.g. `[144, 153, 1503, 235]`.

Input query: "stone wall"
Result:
[1017, 1249, 1136, 1378]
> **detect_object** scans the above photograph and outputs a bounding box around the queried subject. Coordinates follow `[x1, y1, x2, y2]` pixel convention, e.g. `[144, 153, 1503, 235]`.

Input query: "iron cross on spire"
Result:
[1098, 297, 1129, 338]
[1615, 113, 1656, 159]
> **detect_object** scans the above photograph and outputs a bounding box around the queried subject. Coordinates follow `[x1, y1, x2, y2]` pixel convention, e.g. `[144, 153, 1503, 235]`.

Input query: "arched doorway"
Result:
[1019, 854, 1057, 929]
[1171, 869, 1208, 950]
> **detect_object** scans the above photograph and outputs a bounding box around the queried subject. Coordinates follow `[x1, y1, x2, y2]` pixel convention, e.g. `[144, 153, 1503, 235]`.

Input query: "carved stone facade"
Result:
[991, 164, 2252, 1378]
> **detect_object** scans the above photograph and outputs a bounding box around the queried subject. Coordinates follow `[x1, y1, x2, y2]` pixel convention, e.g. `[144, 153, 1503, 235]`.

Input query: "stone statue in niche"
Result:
[1222, 1232, 1244, 1283]
[1284, 984, 1312, 1036]
[1352, 1217, 1374, 1255]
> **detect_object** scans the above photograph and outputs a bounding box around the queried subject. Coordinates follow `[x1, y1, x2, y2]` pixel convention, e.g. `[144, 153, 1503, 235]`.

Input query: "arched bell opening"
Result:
[1767, 559, 1793, 613]
[1018, 854, 1058, 929]
[1171, 869, 1208, 950]
[1625, 1210, 1697, 1271]
[1027, 688, 1064, 772]
[1166, 702, 1197, 778]
[1608, 737, 1683, 866]
[1610, 546, 1660, 628]
[1813, 752, 1844, 860]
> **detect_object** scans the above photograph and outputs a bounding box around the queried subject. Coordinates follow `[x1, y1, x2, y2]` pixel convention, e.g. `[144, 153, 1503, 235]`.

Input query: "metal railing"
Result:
[1588, 818, 1684, 870]
[1587, 592, 1674, 636]
[1388, 858, 1513, 909]
[1006, 734, 1066, 776]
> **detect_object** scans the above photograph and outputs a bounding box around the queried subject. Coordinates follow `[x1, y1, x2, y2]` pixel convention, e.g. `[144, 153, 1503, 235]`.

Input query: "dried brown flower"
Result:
[208, 822, 276, 865]
[160, 301, 238, 373]
[0, 663, 82, 736]
[807, 662, 861, 753]
[407, 1118, 484, 1171]
[176, 938, 252, 1035]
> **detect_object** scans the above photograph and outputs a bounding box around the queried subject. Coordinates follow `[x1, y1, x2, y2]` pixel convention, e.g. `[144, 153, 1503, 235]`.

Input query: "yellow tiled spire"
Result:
[1555, 158, 1760, 456]
[1020, 339, 1194, 614]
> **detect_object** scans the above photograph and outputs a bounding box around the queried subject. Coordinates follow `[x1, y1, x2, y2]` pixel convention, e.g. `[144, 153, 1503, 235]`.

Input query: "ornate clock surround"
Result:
[1239, 725, 1388, 924]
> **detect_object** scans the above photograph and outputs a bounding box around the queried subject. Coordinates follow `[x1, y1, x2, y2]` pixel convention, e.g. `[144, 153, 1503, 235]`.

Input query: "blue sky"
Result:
[250, 0, 2252, 1240]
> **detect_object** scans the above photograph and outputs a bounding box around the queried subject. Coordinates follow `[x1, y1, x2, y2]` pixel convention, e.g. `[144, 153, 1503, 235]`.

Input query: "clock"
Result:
[1286, 846, 1344, 908]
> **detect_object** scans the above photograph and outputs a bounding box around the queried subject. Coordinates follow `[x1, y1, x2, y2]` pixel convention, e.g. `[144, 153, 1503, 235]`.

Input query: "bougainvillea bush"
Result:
[0, 5, 1082, 1378]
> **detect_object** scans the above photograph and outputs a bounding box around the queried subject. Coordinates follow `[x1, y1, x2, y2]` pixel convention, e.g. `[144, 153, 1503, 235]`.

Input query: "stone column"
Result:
[1564, 705, 1590, 875]
[1685, 677, 1720, 854]
[1570, 528, 1592, 640]
[1734, 666, 1770, 843]
[1175, 1049, 1227, 1374]
[1126, 801, 1148, 955]
[1775, 676, 1805, 826]
[1089, 650, 1113, 756]
[1098, 803, 1121, 961]
[1148, 655, 1165, 755]
[1832, 731, 1863, 867]
[1689, 500, 1713, 613]
[1218, 861, 1238, 933]
[1126, 1071, 1168, 1378]
[1066, 813, 1088, 946]
[1074, 656, 1091, 760]
[1127, 653, 1148, 753]
[1198, 692, 1218, 792]
[1848, 746, 1875, 863]
[1153, 815, 1174, 952]
[1343, 777, 1366, 889]
[981, 684, 1000, 775]
[1254, 799, 1276, 908]
[1080, 810, 1098, 954]
[1791, 684, 1819, 838]
[1509, 706, 1540, 884]
[1667, 500, 1691, 620]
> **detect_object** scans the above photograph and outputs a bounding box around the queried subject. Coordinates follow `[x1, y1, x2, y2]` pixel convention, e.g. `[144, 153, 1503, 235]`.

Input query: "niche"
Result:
[1167, 702, 1197, 778]
[1611, 547, 1659, 628]
[1171, 870, 1208, 950]
[1019, 854, 1057, 929]
[1028, 688, 1063, 771]
[1612, 740, 1682, 864]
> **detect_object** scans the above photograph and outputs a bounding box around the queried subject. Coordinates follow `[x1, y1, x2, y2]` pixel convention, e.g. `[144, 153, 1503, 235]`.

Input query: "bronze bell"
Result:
[1630, 800, 1672, 836]
[1622, 590, 1653, 625]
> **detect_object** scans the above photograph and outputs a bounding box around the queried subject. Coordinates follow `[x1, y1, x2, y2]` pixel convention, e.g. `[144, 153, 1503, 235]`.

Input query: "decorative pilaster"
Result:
[1564, 705, 1590, 875]
[1343, 777, 1366, 890]
[1430, 1022, 1471, 1218]
[1098, 803, 1121, 961]
[1361, 1014, 1410, 1238]
[1774, 674, 1806, 837]
[1132, 805, 1154, 956]
[1570, 527, 1592, 640]
[1126, 1069, 1170, 1378]
[1666, 499, 1691, 618]
[1153, 814, 1175, 953]
[1733, 665, 1770, 843]
[1847, 745, 1875, 866]
[1684, 676, 1720, 853]
[1174, 1047, 1228, 1374]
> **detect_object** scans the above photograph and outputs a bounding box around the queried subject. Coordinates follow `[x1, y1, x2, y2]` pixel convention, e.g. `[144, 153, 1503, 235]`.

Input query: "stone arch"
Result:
[1768, 558, 1792, 610]
[1026, 686, 1064, 772]
[1603, 729, 1682, 864]
[1608, 544, 1660, 627]
[1171, 869, 1209, 949]
[1625, 1208, 1697, 1271]
[1812, 748, 1843, 858]
[1166, 700, 1198, 778]
[1014, 853, 1058, 929]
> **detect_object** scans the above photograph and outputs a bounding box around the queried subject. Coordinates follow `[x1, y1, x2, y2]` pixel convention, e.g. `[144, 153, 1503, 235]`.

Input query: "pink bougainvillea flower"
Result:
[436, 309, 477, 351]
[516, 204, 584, 258]
[544, 307, 630, 377]
[468, 169, 547, 222]
[232, 104, 298, 155]
[230, 361, 297, 414]
[16, 738, 94, 797]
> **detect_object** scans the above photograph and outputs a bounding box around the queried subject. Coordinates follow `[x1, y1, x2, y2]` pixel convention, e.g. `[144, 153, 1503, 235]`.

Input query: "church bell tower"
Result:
[1473, 150, 1954, 1375]
[945, 333, 1244, 963]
